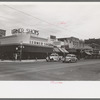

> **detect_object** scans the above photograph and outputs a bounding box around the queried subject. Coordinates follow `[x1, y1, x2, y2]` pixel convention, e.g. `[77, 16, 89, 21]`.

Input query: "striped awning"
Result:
[53, 47, 60, 53]
[58, 47, 64, 53]
[58, 47, 69, 53]
[85, 51, 92, 55]
[61, 48, 69, 53]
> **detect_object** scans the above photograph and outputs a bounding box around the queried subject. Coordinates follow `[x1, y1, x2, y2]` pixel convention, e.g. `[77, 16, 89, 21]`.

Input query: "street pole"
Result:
[19, 43, 24, 61]
[19, 43, 22, 61]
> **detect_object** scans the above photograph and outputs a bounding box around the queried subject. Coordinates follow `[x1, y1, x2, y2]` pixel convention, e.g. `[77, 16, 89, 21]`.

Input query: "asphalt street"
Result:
[0, 59, 100, 80]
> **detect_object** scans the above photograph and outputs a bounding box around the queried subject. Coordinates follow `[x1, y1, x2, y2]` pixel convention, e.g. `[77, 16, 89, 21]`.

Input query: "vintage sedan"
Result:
[62, 54, 78, 63]
[46, 53, 60, 62]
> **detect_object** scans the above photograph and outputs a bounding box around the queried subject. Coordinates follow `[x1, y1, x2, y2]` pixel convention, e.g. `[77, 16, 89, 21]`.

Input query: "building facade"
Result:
[58, 37, 85, 49]
[0, 32, 53, 60]
[58, 37, 93, 59]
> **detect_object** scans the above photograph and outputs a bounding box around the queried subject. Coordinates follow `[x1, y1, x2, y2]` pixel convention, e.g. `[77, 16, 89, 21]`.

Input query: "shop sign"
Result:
[11, 28, 39, 36]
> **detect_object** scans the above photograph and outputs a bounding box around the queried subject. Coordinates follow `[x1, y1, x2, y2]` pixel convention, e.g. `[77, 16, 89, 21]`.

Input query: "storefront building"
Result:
[58, 37, 93, 59]
[0, 29, 53, 60]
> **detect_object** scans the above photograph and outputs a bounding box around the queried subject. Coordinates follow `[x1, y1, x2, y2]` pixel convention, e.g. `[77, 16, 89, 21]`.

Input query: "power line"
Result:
[2, 5, 86, 39]
[3, 5, 69, 31]
[2, 5, 68, 35]
[0, 15, 58, 35]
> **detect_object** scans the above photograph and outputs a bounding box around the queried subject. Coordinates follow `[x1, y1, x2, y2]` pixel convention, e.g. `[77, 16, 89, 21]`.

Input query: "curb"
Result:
[0, 59, 46, 63]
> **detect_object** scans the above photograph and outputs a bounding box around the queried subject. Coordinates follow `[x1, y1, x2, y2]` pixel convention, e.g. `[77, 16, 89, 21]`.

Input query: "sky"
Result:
[0, 2, 100, 40]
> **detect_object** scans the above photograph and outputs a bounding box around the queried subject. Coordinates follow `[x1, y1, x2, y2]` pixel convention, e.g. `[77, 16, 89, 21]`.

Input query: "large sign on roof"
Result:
[11, 28, 39, 36]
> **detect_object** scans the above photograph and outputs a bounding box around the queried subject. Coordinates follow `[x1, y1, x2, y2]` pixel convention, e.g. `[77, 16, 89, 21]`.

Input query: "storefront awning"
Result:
[53, 47, 69, 53]
[67, 48, 77, 53]
[85, 51, 92, 55]
[58, 47, 65, 53]
[53, 47, 60, 53]
[61, 48, 69, 53]
[58, 47, 69, 53]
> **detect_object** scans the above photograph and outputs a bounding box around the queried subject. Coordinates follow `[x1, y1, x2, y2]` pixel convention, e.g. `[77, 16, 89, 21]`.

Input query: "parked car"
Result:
[46, 53, 60, 62]
[62, 54, 78, 63]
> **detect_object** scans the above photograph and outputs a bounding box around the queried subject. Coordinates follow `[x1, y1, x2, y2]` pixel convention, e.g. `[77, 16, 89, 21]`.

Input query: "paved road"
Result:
[0, 59, 100, 80]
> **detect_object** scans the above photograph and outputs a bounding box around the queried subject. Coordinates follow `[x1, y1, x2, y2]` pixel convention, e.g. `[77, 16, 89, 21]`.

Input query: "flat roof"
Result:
[0, 34, 48, 41]
[30, 35, 48, 41]
[58, 36, 79, 40]
[0, 35, 17, 39]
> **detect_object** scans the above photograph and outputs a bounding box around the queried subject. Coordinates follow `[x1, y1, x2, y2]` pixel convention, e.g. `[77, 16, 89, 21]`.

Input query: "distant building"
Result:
[58, 37, 84, 49]
[58, 37, 93, 59]
[85, 38, 100, 55]
[85, 38, 100, 45]
[48, 36, 69, 56]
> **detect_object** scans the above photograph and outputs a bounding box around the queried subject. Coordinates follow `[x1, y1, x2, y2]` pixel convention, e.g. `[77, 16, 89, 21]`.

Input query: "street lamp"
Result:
[16, 42, 24, 61]
[19, 42, 24, 61]
[15, 47, 18, 60]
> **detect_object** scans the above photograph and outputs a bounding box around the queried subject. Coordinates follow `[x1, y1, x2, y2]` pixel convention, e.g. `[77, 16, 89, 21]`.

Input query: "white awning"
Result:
[61, 48, 69, 53]
[53, 47, 60, 52]
[85, 51, 92, 55]
[58, 47, 64, 53]
[58, 47, 69, 53]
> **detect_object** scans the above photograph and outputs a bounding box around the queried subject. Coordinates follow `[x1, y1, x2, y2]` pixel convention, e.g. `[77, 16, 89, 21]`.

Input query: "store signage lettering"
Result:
[12, 28, 39, 36]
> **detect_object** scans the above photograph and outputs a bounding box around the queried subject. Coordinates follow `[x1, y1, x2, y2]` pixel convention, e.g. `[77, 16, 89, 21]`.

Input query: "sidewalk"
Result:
[0, 59, 46, 63]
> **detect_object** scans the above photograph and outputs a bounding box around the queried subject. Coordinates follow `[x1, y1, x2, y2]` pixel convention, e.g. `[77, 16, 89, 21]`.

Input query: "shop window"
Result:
[45, 43, 48, 46]
[37, 42, 38, 44]
[41, 42, 43, 45]
[34, 41, 36, 44]
[38, 42, 40, 45]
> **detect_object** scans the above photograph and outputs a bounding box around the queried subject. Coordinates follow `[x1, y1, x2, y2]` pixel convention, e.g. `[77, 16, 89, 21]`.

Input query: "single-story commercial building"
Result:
[0, 30, 53, 60]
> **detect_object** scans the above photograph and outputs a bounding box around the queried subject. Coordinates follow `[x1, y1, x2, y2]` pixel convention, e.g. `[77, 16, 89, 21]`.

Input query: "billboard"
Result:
[0, 29, 6, 37]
